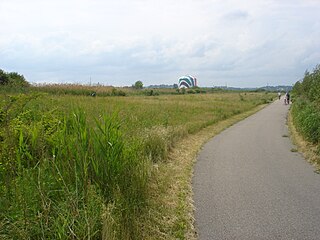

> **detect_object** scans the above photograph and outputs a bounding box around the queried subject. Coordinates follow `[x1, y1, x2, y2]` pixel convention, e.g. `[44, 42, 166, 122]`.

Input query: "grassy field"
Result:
[0, 89, 274, 239]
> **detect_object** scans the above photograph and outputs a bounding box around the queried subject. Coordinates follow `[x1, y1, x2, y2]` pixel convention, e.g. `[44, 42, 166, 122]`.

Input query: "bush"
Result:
[293, 65, 320, 103]
[292, 64, 320, 145]
[111, 88, 126, 96]
[144, 90, 160, 96]
[0, 69, 9, 85]
[0, 69, 29, 87]
[187, 89, 195, 94]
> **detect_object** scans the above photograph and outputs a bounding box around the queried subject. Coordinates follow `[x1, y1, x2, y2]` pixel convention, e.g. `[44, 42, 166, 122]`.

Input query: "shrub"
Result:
[293, 64, 320, 103]
[0, 69, 29, 87]
[0, 69, 9, 85]
[292, 64, 320, 145]
[111, 88, 126, 96]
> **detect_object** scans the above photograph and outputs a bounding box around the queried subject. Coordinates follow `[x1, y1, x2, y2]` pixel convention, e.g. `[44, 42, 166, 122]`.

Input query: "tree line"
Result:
[0, 69, 29, 87]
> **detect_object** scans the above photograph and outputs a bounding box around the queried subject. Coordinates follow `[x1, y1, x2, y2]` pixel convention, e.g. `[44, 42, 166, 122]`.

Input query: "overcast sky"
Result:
[1, 0, 319, 87]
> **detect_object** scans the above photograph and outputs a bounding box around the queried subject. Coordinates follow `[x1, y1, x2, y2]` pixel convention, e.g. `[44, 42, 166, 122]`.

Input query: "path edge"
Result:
[150, 102, 270, 239]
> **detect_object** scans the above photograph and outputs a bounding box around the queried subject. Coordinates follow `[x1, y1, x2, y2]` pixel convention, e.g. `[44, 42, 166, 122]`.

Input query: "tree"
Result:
[133, 81, 143, 89]
[0, 69, 29, 87]
[0, 69, 9, 85]
[8, 72, 29, 87]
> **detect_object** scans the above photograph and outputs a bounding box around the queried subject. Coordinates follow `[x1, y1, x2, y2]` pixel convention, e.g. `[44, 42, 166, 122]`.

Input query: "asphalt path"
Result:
[193, 98, 320, 240]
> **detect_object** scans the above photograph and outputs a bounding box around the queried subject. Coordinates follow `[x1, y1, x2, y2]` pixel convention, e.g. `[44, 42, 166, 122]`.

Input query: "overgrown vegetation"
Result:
[0, 69, 29, 87]
[0, 94, 148, 239]
[291, 64, 320, 143]
[0, 89, 273, 239]
[291, 64, 320, 162]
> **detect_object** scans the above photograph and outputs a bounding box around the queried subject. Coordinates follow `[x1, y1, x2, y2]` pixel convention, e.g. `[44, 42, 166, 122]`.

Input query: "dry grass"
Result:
[138, 104, 267, 239]
[288, 111, 320, 170]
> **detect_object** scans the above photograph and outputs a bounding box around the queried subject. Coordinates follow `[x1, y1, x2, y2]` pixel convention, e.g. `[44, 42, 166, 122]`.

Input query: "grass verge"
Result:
[138, 104, 268, 239]
[288, 111, 320, 171]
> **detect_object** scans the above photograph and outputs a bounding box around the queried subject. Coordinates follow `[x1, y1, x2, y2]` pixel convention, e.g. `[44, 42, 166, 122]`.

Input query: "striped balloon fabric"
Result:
[178, 75, 197, 88]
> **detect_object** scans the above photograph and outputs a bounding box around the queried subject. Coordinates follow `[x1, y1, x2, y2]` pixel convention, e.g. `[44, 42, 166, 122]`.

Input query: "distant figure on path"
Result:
[278, 92, 281, 100]
[286, 92, 290, 104]
[284, 92, 290, 105]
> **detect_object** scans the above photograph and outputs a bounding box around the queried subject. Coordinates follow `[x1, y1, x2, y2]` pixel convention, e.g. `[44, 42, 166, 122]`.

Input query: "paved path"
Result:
[193, 98, 320, 240]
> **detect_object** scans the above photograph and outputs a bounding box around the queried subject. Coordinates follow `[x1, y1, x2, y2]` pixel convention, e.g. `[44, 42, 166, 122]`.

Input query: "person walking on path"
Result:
[286, 91, 290, 104]
[278, 92, 281, 100]
[284, 92, 290, 105]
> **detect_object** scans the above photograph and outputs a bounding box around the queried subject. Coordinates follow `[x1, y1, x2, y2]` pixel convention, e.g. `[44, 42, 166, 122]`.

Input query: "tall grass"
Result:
[291, 100, 320, 144]
[292, 64, 320, 146]
[0, 95, 149, 239]
[0, 91, 273, 239]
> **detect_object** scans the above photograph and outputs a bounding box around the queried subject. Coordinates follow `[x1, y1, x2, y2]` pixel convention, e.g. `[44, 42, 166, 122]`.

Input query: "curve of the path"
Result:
[193, 98, 320, 240]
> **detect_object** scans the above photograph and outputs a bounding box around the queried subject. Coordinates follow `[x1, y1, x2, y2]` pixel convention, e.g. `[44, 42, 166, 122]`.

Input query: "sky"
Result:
[1, 0, 320, 87]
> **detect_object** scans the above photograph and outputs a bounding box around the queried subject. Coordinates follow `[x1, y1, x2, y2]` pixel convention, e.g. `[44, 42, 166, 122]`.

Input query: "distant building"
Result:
[178, 75, 197, 88]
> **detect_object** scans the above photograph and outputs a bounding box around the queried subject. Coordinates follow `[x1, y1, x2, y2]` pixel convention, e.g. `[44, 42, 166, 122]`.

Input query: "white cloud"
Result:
[0, 0, 320, 87]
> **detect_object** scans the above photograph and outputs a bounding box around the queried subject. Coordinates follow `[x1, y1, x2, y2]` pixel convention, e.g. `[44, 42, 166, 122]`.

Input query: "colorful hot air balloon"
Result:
[178, 75, 197, 88]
